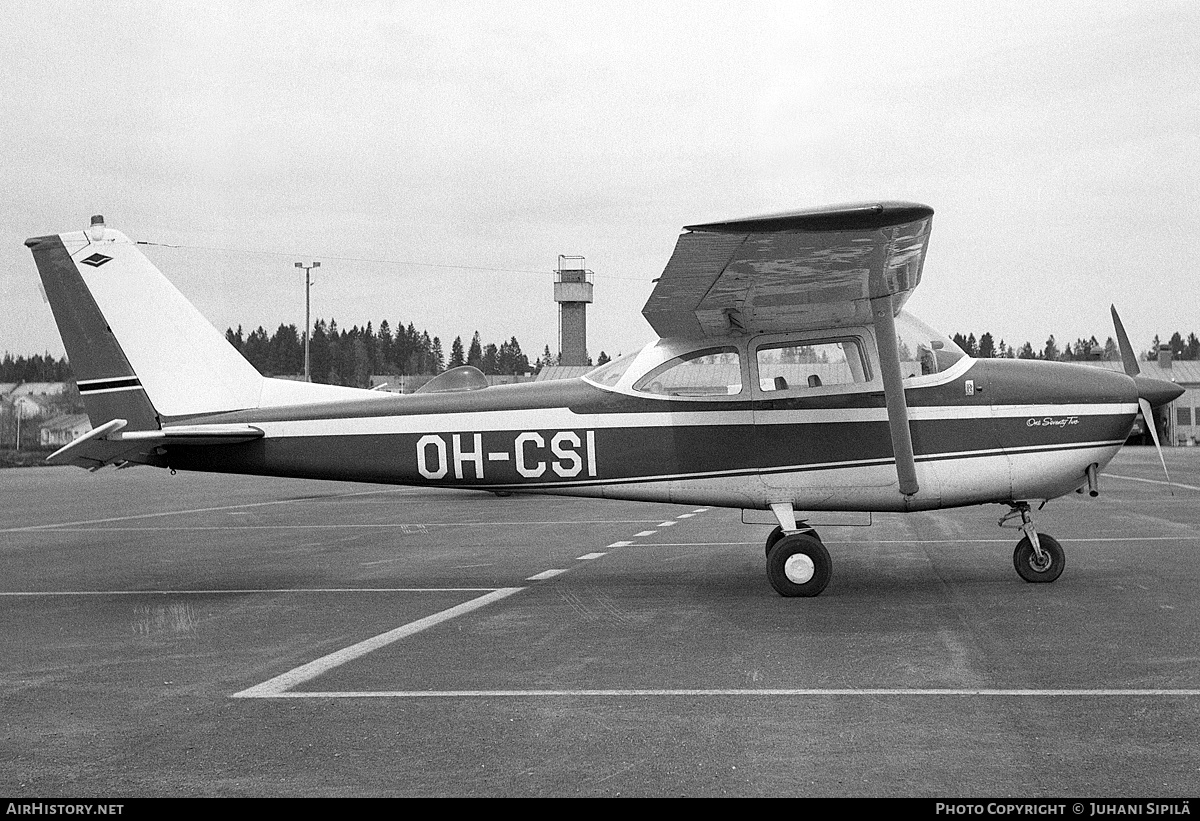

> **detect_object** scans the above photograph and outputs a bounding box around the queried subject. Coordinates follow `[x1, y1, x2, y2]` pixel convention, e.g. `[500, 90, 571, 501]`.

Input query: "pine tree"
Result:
[449, 336, 465, 369]
[978, 333, 995, 358]
[431, 337, 445, 374]
[377, 320, 394, 373]
[467, 332, 483, 369]
[481, 343, 498, 375]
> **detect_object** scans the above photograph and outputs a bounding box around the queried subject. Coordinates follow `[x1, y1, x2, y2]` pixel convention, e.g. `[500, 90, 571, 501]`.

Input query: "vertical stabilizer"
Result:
[26, 221, 264, 424]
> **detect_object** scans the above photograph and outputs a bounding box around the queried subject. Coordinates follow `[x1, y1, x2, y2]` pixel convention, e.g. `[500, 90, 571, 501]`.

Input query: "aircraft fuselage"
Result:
[159, 355, 1138, 513]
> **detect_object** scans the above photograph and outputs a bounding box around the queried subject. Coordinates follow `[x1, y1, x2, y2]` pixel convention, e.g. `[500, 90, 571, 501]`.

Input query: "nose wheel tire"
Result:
[1013, 533, 1065, 583]
[767, 533, 831, 597]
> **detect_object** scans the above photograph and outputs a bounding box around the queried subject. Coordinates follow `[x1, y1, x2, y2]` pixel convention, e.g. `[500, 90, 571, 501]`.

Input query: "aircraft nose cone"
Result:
[1134, 376, 1185, 408]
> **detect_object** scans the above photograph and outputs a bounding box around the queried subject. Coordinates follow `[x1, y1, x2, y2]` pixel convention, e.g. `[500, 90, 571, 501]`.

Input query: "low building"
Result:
[10, 394, 52, 419]
[370, 373, 537, 393]
[6, 382, 67, 398]
[39, 413, 91, 448]
[533, 365, 593, 382]
[1073, 357, 1200, 446]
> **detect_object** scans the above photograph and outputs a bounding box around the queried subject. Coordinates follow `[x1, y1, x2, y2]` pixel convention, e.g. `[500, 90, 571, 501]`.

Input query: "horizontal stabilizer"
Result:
[47, 421, 264, 470]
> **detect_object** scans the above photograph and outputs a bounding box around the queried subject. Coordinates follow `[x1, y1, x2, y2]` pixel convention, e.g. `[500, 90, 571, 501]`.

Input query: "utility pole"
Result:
[294, 261, 320, 381]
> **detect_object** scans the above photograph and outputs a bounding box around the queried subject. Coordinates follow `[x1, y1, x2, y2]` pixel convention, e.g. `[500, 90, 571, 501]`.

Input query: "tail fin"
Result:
[26, 218, 264, 426]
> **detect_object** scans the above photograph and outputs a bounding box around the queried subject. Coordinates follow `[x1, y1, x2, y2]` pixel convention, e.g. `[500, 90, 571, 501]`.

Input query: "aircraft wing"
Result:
[46, 419, 265, 470]
[642, 201, 934, 338]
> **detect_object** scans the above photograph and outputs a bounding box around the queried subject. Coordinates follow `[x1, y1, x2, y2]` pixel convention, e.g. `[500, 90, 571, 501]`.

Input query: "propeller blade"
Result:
[1110, 305, 1141, 378]
[1139, 396, 1174, 495]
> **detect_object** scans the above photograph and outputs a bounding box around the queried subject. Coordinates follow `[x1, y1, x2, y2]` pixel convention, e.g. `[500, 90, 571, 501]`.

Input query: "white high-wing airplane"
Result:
[26, 202, 1182, 596]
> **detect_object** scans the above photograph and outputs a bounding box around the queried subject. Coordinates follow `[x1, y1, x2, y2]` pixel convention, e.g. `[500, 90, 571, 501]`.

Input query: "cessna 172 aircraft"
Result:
[25, 202, 1183, 597]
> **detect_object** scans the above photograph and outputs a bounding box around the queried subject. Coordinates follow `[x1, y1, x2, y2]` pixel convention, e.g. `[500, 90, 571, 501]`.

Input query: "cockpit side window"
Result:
[633, 346, 743, 398]
[757, 339, 869, 392]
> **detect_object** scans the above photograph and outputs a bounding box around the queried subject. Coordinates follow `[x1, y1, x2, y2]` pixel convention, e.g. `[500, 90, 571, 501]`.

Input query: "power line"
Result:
[134, 240, 651, 281]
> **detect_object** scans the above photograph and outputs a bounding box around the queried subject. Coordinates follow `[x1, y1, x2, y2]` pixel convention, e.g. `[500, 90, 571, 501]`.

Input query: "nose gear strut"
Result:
[1000, 502, 1065, 583]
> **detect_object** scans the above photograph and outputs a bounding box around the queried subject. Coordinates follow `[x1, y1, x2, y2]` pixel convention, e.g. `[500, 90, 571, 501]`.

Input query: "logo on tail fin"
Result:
[81, 253, 113, 267]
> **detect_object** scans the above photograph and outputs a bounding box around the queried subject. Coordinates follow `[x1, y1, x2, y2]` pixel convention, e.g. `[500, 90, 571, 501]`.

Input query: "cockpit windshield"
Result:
[583, 350, 639, 388]
[895, 311, 966, 379]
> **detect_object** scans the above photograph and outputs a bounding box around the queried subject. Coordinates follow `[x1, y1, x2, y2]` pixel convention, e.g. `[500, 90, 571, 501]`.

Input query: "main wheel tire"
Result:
[767, 533, 831, 597]
[1013, 533, 1065, 583]
[764, 525, 822, 557]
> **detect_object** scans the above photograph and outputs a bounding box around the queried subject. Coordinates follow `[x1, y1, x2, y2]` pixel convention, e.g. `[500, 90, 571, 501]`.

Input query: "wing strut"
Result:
[871, 295, 919, 496]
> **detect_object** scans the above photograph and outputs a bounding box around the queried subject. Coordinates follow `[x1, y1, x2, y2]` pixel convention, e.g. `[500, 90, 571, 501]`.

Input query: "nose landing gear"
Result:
[1001, 502, 1065, 584]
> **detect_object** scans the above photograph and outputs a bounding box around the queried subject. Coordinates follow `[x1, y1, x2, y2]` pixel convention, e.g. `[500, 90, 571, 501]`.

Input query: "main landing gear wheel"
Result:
[764, 525, 822, 557]
[766, 534, 831, 597]
[1013, 533, 1065, 584]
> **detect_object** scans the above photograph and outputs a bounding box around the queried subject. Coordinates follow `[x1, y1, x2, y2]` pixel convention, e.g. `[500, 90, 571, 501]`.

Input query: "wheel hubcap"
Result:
[1030, 551, 1052, 572]
[784, 553, 816, 584]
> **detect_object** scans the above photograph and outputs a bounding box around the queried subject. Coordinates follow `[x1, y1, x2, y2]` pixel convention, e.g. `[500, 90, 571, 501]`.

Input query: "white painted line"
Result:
[676, 513, 695, 519]
[1105, 473, 1200, 492]
[576, 553, 607, 561]
[0, 487, 418, 533]
[232, 587, 524, 698]
[245, 687, 1200, 699]
[0, 587, 499, 597]
[640, 536, 1200, 548]
[657, 521, 677, 527]
[12, 519, 672, 533]
[632, 530, 657, 537]
[526, 569, 569, 581]
[693, 508, 709, 513]
[607, 541, 633, 548]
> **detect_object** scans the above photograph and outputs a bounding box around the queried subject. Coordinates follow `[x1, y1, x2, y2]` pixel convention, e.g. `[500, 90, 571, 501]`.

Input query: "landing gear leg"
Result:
[1000, 502, 1065, 584]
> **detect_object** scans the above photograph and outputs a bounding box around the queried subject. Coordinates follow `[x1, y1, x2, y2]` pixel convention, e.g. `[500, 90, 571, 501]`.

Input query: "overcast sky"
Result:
[3, 1, 1197, 364]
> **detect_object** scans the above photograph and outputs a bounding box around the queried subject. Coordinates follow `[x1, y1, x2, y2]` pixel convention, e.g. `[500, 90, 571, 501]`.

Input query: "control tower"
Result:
[554, 255, 593, 366]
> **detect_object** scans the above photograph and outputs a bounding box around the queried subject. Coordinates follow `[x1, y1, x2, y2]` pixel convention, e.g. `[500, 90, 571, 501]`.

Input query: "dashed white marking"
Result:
[607, 541, 633, 548]
[657, 521, 677, 527]
[526, 569, 569, 581]
[633, 530, 657, 537]
[693, 508, 709, 513]
[676, 513, 695, 519]
[576, 553, 606, 561]
[232, 587, 523, 698]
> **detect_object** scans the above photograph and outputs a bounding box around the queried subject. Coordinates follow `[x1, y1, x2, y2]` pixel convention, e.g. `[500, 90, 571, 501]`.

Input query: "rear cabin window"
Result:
[633, 347, 743, 398]
[757, 340, 868, 392]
